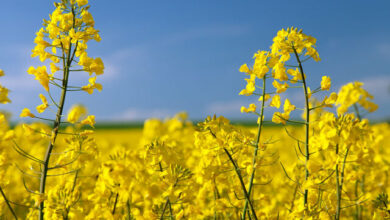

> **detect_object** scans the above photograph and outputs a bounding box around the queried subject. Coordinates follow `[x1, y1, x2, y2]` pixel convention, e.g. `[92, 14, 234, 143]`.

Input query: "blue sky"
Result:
[0, 0, 389, 122]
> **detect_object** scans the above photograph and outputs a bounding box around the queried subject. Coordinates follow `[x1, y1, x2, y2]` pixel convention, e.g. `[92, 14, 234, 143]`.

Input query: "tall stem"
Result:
[335, 128, 341, 220]
[335, 154, 341, 219]
[126, 199, 131, 220]
[160, 198, 170, 220]
[38, 6, 77, 219]
[38, 61, 70, 220]
[293, 47, 310, 206]
[242, 75, 266, 219]
[168, 199, 174, 220]
[0, 186, 18, 220]
[112, 193, 119, 214]
[354, 180, 360, 220]
[353, 104, 361, 121]
[336, 147, 350, 219]
[224, 148, 258, 220]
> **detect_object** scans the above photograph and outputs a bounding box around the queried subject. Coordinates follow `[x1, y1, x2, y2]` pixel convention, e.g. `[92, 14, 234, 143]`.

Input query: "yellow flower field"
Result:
[1, 117, 389, 219]
[0, 0, 389, 219]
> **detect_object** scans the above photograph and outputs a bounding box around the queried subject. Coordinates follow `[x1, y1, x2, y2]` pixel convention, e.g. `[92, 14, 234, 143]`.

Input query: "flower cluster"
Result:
[0, 3, 389, 219]
[10, 0, 104, 219]
[0, 70, 11, 104]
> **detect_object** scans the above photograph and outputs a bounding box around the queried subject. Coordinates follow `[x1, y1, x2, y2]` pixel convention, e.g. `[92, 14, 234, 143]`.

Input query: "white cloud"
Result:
[99, 47, 149, 82]
[359, 75, 390, 102]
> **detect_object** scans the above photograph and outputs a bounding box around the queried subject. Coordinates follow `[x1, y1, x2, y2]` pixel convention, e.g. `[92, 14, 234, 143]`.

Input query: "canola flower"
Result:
[0, 70, 14, 219]
[1, 113, 389, 219]
[0, 69, 11, 104]
[235, 26, 388, 219]
[0, 4, 388, 220]
[12, 0, 103, 219]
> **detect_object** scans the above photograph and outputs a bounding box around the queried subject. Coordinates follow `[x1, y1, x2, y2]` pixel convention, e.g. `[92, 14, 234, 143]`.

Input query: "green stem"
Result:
[224, 148, 258, 220]
[354, 180, 360, 220]
[38, 60, 70, 220]
[335, 163, 341, 219]
[289, 183, 299, 212]
[353, 104, 361, 121]
[71, 170, 79, 192]
[38, 6, 78, 219]
[126, 199, 131, 220]
[293, 47, 310, 206]
[335, 128, 341, 220]
[242, 75, 266, 220]
[0, 186, 18, 220]
[112, 193, 119, 214]
[359, 175, 365, 219]
[160, 198, 170, 220]
[336, 146, 350, 220]
[168, 200, 174, 220]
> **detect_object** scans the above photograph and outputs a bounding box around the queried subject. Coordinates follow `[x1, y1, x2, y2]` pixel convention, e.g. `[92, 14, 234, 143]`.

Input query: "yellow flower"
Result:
[67, 105, 87, 123]
[252, 50, 269, 78]
[239, 76, 256, 96]
[321, 76, 331, 90]
[272, 80, 289, 93]
[89, 58, 105, 75]
[272, 112, 289, 124]
[76, 0, 88, 6]
[241, 103, 256, 113]
[272, 62, 288, 81]
[307, 160, 322, 173]
[80, 129, 94, 136]
[335, 81, 377, 115]
[50, 62, 60, 73]
[240, 50, 269, 80]
[0, 85, 11, 104]
[271, 27, 320, 62]
[3, 130, 15, 141]
[81, 115, 96, 128]
[176, 209, 184, 219]
[302, 179, 316, 191]
[270, 95, 281, 108]
[82, 76, 103, 94]
[22, 124, 35, 136]
[79, 53, 105, 76]
[27, 66, 50, 91]
[0, 114, 5, 124]
[323, 92, 338, 106]
[258, 94, 270, 102]
[360, 99, 378, 113]
[239, 64, 251, 75]
[283, 98, 296, 114]
[81, 10, 95, 26]
[20, 108, 35, 118]
[69, 28, 83, 44]
[287, 68, 303, 83]
[0, 69, 4, 77]
[307, 86, 312, 98]
[36, 94, 49, 113]
[33, 193, 47, 207]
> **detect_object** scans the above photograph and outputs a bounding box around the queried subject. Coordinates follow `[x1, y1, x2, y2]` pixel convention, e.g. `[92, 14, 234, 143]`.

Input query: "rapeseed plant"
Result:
[0, 3, 388, 219]
[16, 0, 103, 218]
